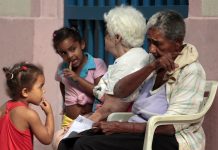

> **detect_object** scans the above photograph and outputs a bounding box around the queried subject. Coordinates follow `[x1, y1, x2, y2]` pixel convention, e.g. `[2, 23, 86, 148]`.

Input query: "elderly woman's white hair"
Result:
[104, 5, 146, 48]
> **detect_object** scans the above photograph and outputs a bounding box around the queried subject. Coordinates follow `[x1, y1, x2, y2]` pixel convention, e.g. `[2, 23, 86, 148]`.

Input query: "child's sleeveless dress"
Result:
[0, 100, 33, 150]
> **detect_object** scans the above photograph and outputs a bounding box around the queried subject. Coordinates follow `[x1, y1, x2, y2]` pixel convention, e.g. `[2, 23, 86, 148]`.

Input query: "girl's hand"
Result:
[40, 99, 52, 115]
[63, 125, 70, 133]
[63, 69, 78, 81]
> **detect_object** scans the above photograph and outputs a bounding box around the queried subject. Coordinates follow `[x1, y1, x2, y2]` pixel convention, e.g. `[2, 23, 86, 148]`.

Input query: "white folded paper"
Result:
[62, 115, 94, 139]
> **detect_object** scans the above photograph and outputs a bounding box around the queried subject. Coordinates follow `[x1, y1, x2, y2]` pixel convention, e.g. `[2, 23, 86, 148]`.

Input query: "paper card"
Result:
[62, 115, 94, 139]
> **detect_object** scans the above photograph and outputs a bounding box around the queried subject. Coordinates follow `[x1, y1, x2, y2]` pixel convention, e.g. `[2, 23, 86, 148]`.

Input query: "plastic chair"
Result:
[107, 80, 218, 150]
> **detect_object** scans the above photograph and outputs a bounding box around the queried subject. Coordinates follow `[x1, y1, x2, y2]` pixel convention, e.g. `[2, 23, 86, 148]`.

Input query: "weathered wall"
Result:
[185, 1, 218, 150]
[0, 0, 64, 149]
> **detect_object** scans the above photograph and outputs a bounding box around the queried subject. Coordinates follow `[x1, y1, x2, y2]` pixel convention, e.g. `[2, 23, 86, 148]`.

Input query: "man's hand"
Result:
[92, 121, 123, 135]
[154, 52, 180, 72]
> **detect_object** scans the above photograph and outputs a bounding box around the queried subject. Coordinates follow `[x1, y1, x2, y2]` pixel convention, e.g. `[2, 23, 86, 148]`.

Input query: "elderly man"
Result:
[59, 10, 206, 150]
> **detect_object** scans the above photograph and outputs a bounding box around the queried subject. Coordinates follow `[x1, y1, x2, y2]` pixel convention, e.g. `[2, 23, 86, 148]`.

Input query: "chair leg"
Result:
[143, 124, 156, 150]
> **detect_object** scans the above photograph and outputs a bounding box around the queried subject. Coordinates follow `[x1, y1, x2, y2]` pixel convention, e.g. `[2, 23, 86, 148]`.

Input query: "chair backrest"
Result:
[142, 80, 218, 150]
[200, 81, 218, 116]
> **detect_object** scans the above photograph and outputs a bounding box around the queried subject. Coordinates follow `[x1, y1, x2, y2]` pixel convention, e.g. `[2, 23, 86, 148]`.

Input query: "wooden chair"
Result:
[107, 80, 218, 150]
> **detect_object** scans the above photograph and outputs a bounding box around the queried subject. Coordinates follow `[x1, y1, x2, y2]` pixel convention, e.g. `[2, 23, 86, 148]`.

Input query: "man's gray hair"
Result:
[146, 10, 185, 42]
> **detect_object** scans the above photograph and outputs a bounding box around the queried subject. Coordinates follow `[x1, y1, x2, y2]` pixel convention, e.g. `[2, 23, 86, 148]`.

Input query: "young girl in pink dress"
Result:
[52, 27, 107, 149]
